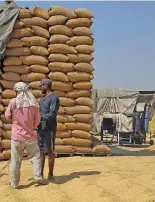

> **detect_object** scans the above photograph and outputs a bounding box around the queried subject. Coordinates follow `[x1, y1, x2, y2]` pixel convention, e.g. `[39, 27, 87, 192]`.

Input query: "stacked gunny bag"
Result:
[0, 6, 111, 159]
[48, 6, 95, 154]
[0, 7, 50, 159]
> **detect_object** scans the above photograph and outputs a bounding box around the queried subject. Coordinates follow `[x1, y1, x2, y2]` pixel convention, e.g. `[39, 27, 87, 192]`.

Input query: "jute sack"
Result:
[72, 137, 92, 147]
[32, 26, 50, 39]
[21, 36, 48, 47]
[2, 90, 16, 99]
[20, 17, 48, 29]
[52, 81, 73, 92]
[66, 90, 91, 99]
[27, 73, 46, 82]
[4, 65, 30, 74]
[68, 54, 79, 63]
[75, 97, 93, 107]
[29, 65, 49, 74]
[20, 56, 48, 65]
[62, 138, 73, 145]
[55, 138, 64, 145]
[0, 80, 16, 89]
[0, 153, 3, 160]
[29, 81, 40, 89]
[48, 44, 77, 54]
[75, 45, 94, 54]
[77, 54, 94, 63]
[71, 130, 91, 139]
[3, 150, 11, 159]
[67, 72, 93, 82]
[33, 6, 49, 20]
[54, 90, 66, 97]
[49, 25, 73, 37]
[3, 57, 22, 66]
[31, 90, 42, 98]
[21, 73, 29, 82]
[48, 62, 74, 73]
[1, 72, 20, 82]
[1, 140, 11, 149]
[55, 145, 74, 153]
[58, 106, 65, 114]
[1, 115, 12, 124]
[47, 15, 67, 26]
[66, 18, 92, 29]
[0, 104, 4, 112]
[2, 131, 11, 140]
[49, 6, 77, 19]
[11, 28, 34, 39]
[73, 114, 92, 123]
[2, 124, 12, 131]
[2, 99, 11, 106]
[0, 120, 2, 128]
[67, 36, 93, 46]
[74, 146, 92, 153]
[14, 20, 24, 29]
[75, 63, 94, 73]
[64, 106, 91, 115]
[50, 35, 69, 44]
[0, 130, 3, 137]
[92, 145, 111, 154]
[68, 54, 94, 64]
[48, 72, 69, 82]
[59, 97, 75, 107]
[57, 123, 67, 131]
[7, 39, 24, 48]
[73, 27, 92, 36]
[6, 47, 31, 57]
[74, 8, 94, 18]
[56, 130, 72, 138]
[18, 8, 33, 19]
[30, 46, 49, 56]
[73, 81, 93, 90]
[57, 115, 75, 123]
[48, 54, 68, 62]
[74, 146, 92, 154]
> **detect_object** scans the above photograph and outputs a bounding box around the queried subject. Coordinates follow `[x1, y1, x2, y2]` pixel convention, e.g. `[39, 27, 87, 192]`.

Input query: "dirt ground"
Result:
[0, 155, 155, 202]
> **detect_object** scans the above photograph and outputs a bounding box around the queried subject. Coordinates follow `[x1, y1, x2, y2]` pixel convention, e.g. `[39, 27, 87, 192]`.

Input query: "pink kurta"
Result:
[5, 98, 40, 142]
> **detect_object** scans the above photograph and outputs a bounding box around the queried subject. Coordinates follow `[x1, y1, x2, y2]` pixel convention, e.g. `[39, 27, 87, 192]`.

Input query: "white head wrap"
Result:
[13, 82, 38, 109]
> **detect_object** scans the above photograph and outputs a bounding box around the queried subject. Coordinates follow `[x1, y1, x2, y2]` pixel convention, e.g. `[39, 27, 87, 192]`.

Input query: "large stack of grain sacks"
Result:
[0, 6, 111, 160]
[47, 6, 94, 154]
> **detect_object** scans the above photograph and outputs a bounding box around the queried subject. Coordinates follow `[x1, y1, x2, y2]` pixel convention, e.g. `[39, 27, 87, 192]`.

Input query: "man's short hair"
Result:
[39, 79, 52, 88]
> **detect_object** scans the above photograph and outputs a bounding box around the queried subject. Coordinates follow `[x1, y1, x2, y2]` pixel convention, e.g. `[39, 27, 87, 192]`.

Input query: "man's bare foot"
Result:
[35, 179, 48, 186]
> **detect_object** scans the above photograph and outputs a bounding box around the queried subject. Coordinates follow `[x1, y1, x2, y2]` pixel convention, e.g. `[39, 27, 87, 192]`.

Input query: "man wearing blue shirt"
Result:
[37, 79, 60, 180]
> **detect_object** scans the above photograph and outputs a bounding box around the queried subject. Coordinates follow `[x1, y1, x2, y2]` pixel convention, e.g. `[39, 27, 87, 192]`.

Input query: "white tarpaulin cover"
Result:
[93, 112, 133, 134]
[92, 88, 139, 134]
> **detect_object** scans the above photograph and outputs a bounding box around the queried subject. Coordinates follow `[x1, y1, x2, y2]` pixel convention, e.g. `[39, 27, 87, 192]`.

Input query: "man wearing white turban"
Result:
[5, 82, 45, 189]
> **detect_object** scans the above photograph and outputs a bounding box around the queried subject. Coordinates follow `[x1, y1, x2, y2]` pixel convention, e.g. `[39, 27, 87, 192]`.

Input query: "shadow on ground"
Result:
[52, 171, 101, 184]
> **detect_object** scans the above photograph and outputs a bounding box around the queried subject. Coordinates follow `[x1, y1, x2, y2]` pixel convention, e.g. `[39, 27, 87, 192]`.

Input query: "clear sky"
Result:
[16, 1, 155, 90]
